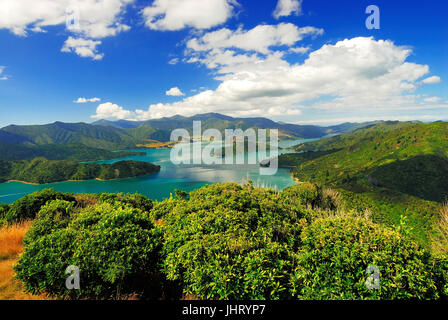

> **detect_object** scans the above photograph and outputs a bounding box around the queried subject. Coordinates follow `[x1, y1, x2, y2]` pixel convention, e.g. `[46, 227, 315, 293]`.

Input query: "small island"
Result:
[0, 158, 160, 184]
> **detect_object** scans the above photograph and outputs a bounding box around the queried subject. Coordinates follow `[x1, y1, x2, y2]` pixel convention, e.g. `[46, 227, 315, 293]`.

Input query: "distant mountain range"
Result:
[91, 113, 382, 140]
[0, 112, 394, 161]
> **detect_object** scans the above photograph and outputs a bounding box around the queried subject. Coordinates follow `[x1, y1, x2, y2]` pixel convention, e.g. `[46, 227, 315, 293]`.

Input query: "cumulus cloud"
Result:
[0, 66, 8, 80]
[0, 0, 133, 38]
[166, 87, 185, 96]
[97, 37, 440, 121]
[273, 0, 302, 19]
[142, 0, 238, 31]
[74, 97, 101, 103]
[187, 23, 323, 55]
[91, 102, 134, 119]
[61, 37, 104, 60]
[421, 76, 442, 84]
[293, 114, 445, 125]
[0, 0, 133, 60]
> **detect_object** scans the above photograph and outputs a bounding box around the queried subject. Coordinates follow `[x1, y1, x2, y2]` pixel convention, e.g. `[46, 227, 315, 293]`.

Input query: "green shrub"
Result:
[12, 183, 447, 300]
[14, 229, 77, 297]
[290, 216, 444, 299]
[23, 200, 75, 247]
[151, 198, 178, 220]
[97, 192, 153, 212]
[162, 183, 305, 299]
[0, 203, 10, 225]
[5, 188, 75, 224]
[15, 202, 166, 299]
[281, 183, 329, 210]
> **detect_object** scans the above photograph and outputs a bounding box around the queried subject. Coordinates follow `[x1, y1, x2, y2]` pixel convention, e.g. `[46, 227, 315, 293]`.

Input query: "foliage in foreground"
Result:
[11, 184, 448, 300]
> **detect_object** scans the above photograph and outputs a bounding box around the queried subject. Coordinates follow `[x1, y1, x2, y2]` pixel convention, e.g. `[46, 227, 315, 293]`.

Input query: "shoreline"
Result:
[7, 180, 40, 186]
[288, 172, 300, 183]
[5, 172, 160, 186]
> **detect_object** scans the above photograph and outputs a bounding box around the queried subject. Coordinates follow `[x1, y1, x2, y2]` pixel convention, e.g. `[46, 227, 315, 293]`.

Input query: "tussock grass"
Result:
[432, 203, 448, 255]
[0, 221, 46, 300]
[0, 221, 31, 260]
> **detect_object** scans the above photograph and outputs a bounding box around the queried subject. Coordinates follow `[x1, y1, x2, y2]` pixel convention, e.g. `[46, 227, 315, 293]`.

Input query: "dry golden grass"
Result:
[74, 194, 98, 209]
[0, 221, 31, 260]
[432, 203, 448, 255]
[0, 221, 47, 300]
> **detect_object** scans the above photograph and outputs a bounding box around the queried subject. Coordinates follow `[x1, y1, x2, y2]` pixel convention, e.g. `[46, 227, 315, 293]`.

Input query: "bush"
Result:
[281, 182, 339, 211]
[5, 188, 75, 224]
[0, 203, 10, 225]
[15, 201, 165, 299]
[12, 183, 447, 300]
[290, 216, 444, 299]
[23, 200, 75, 247]
[162, 183, 305, 299]
[14, 228, 77, 297]
[97, 192, 153, 212]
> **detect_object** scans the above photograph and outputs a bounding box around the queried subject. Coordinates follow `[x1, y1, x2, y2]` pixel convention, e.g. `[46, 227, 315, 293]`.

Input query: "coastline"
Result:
[7, 180, 40, 186]
[4, 172, 160, 186]
[289, 172, 300, 183]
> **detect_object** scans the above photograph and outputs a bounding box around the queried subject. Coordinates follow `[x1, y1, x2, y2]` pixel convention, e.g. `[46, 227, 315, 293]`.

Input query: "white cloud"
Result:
[0, 66, 8, 80]
[187, 23, 323, 55]
[144, 37, 436, 119]
[421, 76, 442, 84]
[142, 0, 239, 31]
[168, 58, 180, 65]
[290, 46, 310, 54]
[423, 96, 442, 103]
[273, 0, 302, 19]
[91, 102, 134, 120]
[166, 87, 185, 96]
[293, 114, 445, 125]
[61, 37, 104, 60]
[0, 0, 133, 60]
[0, 0, 133, 38]
[74, 97, 101, 103]
[88, 36, 442, 122]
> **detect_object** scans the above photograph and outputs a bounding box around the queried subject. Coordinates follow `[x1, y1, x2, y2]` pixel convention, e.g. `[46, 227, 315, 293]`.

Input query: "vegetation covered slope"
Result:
[3, 184, 447, 300]
[0, 143, 144, 161]
[282, 121, 448, 202]
[1, 113, 376, 148]
[277, 121, 448, 247]
[0, 158, 160, 184]
[1, 122, 139, 150]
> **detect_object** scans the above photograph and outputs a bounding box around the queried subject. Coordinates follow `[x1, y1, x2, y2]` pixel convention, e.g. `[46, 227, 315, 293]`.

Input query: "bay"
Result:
[0, 139, 315, 204]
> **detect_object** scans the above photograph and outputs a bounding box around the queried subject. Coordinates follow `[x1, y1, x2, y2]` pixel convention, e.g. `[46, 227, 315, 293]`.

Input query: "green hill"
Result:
[278, 121, 448, 245]
[0, 113, 379, 162]
[0, 158, 160, 184]
[282, 121, 448, 202]
[0, 143, 144, 161]
[1, 122, 138, 150]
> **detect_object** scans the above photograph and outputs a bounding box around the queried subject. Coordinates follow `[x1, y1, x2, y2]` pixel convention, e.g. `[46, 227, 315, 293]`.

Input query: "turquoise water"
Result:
[0, 139, 314, 204]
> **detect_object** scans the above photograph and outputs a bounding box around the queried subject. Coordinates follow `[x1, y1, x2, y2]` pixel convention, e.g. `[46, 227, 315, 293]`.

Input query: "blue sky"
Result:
[0, 0, 446, 127]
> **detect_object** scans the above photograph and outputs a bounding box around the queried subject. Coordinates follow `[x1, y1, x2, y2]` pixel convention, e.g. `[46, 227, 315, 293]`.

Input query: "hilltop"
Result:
[280, 121, 448, 202]
[277, 121, 448, 245]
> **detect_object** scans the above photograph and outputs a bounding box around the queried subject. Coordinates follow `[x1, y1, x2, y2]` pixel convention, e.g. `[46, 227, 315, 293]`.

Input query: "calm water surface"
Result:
[0, 139, 317, 203]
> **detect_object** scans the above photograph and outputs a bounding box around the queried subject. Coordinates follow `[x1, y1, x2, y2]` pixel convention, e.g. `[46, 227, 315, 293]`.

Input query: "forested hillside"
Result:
[276, 121, 448, 247]
[0, 159, 160, 184]
[0, 143, 144, 161]
[281, 121, 448, 202]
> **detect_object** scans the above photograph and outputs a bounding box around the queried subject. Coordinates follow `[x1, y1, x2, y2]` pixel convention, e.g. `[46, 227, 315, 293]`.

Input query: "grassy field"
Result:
[0, 221, 46, 300]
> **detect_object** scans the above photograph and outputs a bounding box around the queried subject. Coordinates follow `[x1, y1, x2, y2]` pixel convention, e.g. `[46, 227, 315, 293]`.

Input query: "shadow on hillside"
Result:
[369, 155, 448, 202]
